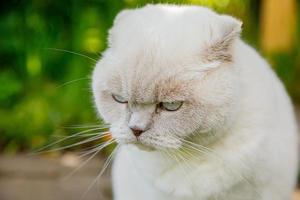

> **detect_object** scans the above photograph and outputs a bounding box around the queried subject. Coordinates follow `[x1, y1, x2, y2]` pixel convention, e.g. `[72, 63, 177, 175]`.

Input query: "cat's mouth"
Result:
[117, 136, 157, 151]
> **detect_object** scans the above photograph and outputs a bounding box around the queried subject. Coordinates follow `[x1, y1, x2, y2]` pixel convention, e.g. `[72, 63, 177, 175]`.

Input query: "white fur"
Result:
[92, 4, 299, 200]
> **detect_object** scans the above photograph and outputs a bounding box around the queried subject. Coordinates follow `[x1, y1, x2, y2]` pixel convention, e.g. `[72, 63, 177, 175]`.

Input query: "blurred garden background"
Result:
[0, 0, 299, 153]
[0, 0, 300, 199]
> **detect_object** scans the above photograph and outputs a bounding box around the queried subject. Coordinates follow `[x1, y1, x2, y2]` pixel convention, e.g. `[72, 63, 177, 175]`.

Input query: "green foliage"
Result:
[0, 0, 299, 152]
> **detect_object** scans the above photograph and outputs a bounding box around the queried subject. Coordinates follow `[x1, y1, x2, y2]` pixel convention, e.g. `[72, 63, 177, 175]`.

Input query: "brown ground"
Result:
[0, 154, 112, 200]
[0, 153, 300, 200]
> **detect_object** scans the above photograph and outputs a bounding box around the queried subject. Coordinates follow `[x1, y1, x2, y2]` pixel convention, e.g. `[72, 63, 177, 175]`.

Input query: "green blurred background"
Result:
[0, 0, 299, 153]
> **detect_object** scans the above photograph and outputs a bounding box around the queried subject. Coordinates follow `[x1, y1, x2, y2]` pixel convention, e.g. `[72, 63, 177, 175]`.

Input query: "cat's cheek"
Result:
[109, 125, 135, 143]
[96, 95, 127, 124]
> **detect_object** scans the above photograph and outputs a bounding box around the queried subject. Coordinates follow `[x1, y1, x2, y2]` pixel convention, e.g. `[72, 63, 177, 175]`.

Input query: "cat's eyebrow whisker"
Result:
[63, 139, 116, 180]
[31, 128, 109, 155]
[80, 145, 119, 200]
[57, 77, 91, 89]
[44, 47, 98, 63]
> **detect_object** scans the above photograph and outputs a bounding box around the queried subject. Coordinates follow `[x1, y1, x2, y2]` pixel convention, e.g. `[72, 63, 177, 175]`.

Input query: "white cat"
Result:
[92, 4, 299, 200]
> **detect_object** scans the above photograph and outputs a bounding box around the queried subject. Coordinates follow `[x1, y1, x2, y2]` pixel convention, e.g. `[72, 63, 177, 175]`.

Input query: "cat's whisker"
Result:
[63, 123, 110, 129]
[44, 47, 97, 63]
[172, 150, 196, 188]
[51, 132, 109, 139]
[166, 137, 232, 199]
[163, 149, 177, 166]
[166, 134, 213, 157]
[167, 134, 222, 168]
[77, 146, 104, 160]
[73, 132, 111, 139]
[80, 145, 119, 200]
[160, 151, 172, 166]
[31, 127, 109, 155]
[62, 146, 103, 181]
[180, 146, 198, 158]
[182, 143, 213, 157]
[57, 77, 91, 88]
[180, 138, 216, 154]
[178, 138, 222, 161]
[63, 139, 116, 180]
[168, 149, 186, 174]
[77, 140, 112, 156]
[178, 149, 194, 171]
[176, 139, 262, 198]
[180, 146, 209, 165]
[78, 139, 115, 159]
[177, 150, 206, 199]
[176, 150, 194, 182]
[33, 133, 108, 155]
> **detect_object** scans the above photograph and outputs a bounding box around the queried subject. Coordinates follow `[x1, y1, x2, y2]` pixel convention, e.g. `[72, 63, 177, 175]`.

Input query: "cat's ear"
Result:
[113, 9, 132, 26]
[202, 15, 242, 67]
[108, 9, 132, 46]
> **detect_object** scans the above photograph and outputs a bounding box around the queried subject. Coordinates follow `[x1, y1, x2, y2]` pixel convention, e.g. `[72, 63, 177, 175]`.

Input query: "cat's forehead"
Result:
[100, 5, 236, 102]
[110, 63, 193, 103]
[109, 5, 221, 61]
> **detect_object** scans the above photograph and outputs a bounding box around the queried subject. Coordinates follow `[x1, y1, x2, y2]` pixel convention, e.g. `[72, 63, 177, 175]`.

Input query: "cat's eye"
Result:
[112, 94, 127, 103]
[160, 101, 183, 111]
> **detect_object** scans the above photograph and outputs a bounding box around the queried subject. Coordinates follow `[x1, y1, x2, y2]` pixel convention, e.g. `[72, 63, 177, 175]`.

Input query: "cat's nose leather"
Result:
[130, 127, 143, 137]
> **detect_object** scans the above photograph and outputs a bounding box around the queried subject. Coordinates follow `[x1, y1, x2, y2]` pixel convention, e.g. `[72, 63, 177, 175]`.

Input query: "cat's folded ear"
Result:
[113, 9, 132, 26]
[202, 15, 242, 67]
[108, 9, 132, 46]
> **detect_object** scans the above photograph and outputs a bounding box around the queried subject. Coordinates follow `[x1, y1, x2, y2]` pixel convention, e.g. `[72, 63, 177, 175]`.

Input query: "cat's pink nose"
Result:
[130, 127, 144, 137]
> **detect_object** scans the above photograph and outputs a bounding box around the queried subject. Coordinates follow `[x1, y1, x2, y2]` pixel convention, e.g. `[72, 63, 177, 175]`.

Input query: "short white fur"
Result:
[92, 4, 299, 200]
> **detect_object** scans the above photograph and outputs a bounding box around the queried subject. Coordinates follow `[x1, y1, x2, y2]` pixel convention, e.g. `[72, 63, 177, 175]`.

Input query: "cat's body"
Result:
[92, 5, 299, 200]
[112, 40, 298, 200]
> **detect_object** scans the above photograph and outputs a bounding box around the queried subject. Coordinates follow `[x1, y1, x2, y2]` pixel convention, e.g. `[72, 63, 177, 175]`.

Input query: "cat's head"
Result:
[92, 5, 242, 151]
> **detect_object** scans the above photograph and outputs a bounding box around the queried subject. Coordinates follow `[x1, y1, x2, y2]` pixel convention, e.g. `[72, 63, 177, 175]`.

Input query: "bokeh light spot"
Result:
[26, 54, 42, 76]
[83, 28, 103, 53]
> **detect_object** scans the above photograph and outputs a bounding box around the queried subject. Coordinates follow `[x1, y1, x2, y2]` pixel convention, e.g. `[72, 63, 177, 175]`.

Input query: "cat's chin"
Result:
[131, 142, 156, 152]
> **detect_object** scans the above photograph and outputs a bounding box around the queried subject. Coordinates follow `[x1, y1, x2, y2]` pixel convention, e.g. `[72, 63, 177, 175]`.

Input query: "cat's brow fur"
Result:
[92, 4, 298, 200]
